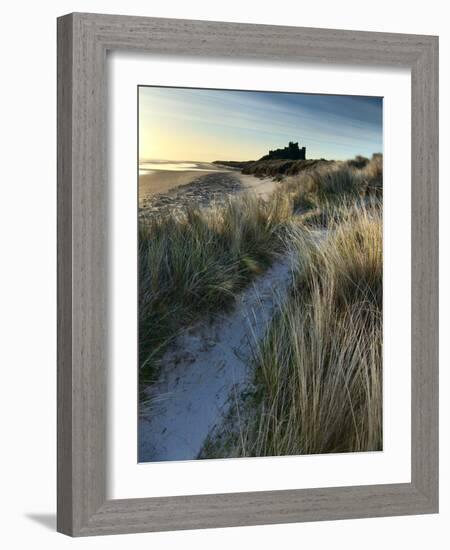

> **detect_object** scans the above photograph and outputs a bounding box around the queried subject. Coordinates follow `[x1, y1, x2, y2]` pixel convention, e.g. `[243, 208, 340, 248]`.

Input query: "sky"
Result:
[139, 86, 382, 163]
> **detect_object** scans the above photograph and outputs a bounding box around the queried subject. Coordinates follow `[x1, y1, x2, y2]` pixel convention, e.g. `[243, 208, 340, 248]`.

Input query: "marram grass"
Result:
[139, 156, 383, 455]
[200, 200, 383, 458]
[139, 193, 292, 382]
[231, 201, 383, 456]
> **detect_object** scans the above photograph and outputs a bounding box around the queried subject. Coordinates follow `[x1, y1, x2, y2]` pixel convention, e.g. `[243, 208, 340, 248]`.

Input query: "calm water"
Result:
[139, 160, 222, 176]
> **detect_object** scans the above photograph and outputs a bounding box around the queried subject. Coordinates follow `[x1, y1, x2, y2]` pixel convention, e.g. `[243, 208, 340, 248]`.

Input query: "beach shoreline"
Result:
[138, 161, 278, 210]
[139, 169, 219, 205]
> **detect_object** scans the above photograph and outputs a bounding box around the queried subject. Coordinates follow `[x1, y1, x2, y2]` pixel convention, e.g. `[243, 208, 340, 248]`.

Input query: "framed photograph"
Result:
[57, 13, 438, 536]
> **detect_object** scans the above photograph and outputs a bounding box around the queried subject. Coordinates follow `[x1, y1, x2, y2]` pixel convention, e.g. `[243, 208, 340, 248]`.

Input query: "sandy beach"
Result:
[139, 170, 217, 205]
[139, 161, 277, 209]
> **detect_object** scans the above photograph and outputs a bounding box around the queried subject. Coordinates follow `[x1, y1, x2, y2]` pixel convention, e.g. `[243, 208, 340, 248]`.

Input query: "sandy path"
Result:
[139, 254, 295, 463]
[237, 173, 279, 199]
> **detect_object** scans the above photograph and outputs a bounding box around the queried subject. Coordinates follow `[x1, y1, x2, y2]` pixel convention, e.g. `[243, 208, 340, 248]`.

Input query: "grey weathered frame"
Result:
[57, 12, 439, 537]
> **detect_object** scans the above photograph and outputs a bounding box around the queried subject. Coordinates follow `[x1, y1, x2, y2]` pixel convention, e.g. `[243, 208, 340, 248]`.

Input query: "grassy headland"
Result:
[214, 153, 381, 181]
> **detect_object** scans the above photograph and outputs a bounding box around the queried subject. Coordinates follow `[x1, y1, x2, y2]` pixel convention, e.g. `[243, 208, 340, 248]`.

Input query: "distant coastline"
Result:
[138, 160, 223, 204]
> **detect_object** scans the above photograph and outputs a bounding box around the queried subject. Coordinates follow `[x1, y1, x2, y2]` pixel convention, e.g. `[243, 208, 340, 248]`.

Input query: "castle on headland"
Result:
[260, 141, 306, 161]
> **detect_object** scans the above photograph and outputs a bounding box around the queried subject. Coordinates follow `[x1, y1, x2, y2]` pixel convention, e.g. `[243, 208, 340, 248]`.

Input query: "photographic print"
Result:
[138, 86, 383, 463]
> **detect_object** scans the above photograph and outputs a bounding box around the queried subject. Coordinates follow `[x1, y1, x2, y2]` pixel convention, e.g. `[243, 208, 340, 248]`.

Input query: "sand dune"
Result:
[237, 172, 278, 198]
[139, 253, 294, 462]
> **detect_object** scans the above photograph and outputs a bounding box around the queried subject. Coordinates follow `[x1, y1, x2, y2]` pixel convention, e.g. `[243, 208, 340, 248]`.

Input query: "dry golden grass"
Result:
[232, 201, 383, 456]
[140, 155, 383, 456]
[277, 153, 383, 212]
[139, 194, 292, 382]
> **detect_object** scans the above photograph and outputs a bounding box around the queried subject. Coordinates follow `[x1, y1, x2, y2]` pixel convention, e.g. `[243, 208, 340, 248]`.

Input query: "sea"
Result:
[139, 160, 222, 176]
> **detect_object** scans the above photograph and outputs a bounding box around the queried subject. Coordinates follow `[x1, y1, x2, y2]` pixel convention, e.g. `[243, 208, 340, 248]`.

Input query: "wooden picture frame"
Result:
[57, 12, 438, 536]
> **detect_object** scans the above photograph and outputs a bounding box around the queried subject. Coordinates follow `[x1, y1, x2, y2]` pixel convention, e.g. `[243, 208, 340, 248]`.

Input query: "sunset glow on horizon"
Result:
[139, 86, 382, 163]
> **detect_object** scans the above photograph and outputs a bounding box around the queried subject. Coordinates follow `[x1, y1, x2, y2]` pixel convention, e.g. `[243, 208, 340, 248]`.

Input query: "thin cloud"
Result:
[139, 86, 382, 162]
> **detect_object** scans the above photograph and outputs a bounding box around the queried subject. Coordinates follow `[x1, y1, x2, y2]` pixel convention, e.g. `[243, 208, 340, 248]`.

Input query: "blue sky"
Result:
[139, 86, 383, 162]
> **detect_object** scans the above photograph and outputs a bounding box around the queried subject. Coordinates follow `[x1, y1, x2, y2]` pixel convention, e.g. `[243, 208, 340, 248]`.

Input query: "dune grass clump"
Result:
[139, 194, 293, 382]
[232, 201, 383, 456]
[358, 153, 383, 194]
[278, 153, 383, 216]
